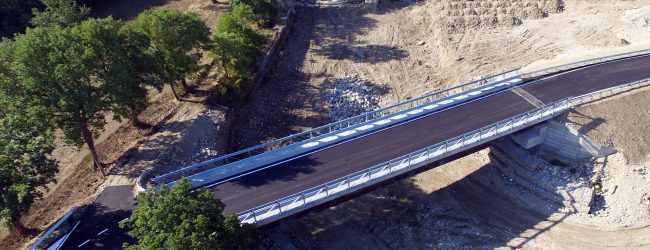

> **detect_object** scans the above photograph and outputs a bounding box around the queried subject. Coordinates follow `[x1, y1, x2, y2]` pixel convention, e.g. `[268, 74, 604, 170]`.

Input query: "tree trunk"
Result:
[170, 83, 180, 100]
[80, 111, 106, 176]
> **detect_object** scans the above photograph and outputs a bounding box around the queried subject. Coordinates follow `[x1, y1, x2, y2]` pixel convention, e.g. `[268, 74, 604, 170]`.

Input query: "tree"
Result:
[0, 40, 58, 231]
[9, 18, 149, 175]
[231, 0, 279, 27]
[210, 11, 265, 78]
[125, 9, 210, 100]
[120, 178, 257, 249]
[30, 0, 90, 28]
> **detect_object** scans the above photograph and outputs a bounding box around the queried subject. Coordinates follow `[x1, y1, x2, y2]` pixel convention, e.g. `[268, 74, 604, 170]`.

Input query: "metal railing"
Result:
[236, 98, 573, 225]
[151, 48, 650, 185]
[520, 48, 650, 79]
[236, 76, 650, 225]
[150, 68, 521, 184]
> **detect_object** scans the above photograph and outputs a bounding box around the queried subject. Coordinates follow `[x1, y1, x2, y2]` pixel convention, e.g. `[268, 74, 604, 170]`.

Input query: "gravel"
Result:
[322, 76, 383, 121]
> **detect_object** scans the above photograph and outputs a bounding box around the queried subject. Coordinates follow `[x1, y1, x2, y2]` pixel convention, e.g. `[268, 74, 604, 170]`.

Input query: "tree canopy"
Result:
[8, 18, 150, 175]
[0, 39, 58, 229]
[211, 8, 265, 78]
[125, 9, 210, 99]
[30, 0, 90, 28]
[231, 0, 279, 27]
[120, 178, 257, 249]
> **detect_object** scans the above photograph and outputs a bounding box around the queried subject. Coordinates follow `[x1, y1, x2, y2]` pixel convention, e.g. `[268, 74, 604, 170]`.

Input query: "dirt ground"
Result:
[239, 0, 650, 248]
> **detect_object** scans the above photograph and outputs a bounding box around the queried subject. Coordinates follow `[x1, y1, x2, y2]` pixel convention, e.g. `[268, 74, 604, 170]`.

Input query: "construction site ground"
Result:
[3, 0, 650, 249]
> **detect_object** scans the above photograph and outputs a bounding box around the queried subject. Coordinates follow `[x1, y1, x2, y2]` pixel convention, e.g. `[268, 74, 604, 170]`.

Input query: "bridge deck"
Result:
[212, 55, 650, 213]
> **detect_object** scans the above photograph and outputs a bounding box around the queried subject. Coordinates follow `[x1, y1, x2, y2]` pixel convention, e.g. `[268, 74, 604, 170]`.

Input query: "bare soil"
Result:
[249, 0, 650, 248]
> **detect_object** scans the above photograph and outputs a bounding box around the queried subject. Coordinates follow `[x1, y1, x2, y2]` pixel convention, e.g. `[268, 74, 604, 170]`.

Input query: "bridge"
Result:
[46, 49, 650, 249]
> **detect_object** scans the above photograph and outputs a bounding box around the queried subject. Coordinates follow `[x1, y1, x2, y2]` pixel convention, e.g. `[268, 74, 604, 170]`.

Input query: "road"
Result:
[62, 54, 650, 249]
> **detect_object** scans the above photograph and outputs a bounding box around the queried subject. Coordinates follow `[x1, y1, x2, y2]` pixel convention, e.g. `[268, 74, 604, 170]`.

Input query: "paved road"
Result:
[61, 54, 650, 249]
[63, 185, 136, 249]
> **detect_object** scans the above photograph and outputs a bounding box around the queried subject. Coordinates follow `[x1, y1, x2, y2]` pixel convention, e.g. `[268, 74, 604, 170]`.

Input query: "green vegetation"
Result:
[30, 0, 90, 28]
[125, 9, 210, 100]
[120, 178, 257, 249]
[0, 0, 280, 240]
[231, 0, 279, 27]
[0, 39, 58, 231]
[7, 18, 151, 175]
[209, 1, 273, 106]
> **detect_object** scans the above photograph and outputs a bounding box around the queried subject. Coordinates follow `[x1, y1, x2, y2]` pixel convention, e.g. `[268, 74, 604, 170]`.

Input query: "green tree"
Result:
[210, 12, 265, 78]
[231, 0, 278, 27]
[30, 0, 90, 28]
[120, 178, 257, 249]
[125, 9, 210, 100]
[0, 40, 58, 231]
[9, 18, 149, 175]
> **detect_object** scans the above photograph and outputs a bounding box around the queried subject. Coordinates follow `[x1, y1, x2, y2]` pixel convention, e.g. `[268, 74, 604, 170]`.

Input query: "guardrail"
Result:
[520, 48, 650, 79]
[150, 68, 521, 184]
[236, 98, 573, 225]
[151, 48, 650, 186]
[236, 76, 650, 225]
[29, 207, 79, 250]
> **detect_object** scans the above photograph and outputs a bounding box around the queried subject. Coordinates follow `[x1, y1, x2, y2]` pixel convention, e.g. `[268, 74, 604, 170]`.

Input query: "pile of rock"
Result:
[323, 76, 382, 122]
[622, 6, 650, 31]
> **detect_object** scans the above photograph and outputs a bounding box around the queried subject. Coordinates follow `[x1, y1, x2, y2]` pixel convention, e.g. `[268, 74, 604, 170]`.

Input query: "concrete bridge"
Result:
[39, 49, 650, 249]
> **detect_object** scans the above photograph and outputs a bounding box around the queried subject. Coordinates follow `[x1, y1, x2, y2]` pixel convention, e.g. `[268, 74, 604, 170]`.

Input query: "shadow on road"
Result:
[63, 185, 136, 249]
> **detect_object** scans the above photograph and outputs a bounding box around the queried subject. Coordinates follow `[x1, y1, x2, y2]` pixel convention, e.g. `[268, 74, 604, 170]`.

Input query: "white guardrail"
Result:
[236, 77, 650, 225]
[151, 48, 650, 185]
[150, 68, 521, 184]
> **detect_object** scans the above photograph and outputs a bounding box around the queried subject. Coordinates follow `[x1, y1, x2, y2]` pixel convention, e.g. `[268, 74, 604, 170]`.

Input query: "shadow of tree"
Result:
[62, 185, 136, 249]
[89, 0, 168, 20]
[109, 106, 229, 179]
[313, 44, 409, 63]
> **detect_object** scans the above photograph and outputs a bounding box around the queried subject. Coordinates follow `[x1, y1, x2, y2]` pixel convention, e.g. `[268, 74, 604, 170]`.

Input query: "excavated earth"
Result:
[4, 0, 650, 249]
[252, 0, 650, 248]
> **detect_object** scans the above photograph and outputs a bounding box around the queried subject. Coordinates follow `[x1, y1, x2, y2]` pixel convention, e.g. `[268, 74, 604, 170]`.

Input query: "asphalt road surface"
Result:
[61, 54, 650, 249]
